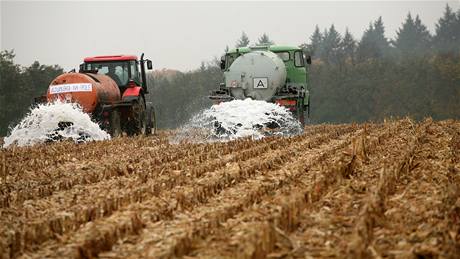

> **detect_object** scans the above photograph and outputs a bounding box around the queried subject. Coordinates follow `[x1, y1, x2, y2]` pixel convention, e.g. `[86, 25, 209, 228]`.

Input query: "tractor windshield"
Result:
[86, 61, 130, 86]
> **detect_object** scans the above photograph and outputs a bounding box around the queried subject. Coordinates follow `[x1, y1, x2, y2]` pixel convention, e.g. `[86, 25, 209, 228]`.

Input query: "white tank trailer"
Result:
[225, 51, 287, 101]
[210, 45, 311, 126]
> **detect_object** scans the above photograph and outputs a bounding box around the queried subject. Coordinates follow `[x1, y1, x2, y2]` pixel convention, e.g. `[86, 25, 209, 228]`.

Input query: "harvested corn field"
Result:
[1, 119, 459, 259]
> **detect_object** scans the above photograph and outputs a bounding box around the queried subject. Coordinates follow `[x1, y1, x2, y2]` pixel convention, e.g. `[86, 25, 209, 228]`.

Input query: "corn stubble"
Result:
[0, 119, 459, 259]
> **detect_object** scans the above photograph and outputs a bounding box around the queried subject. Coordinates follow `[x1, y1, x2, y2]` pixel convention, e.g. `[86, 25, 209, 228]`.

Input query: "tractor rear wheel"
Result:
[109, 110, 122, 137]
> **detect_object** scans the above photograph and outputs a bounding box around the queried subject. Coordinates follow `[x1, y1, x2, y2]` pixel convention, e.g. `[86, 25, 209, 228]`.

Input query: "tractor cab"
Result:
[81, 54, 152, 94]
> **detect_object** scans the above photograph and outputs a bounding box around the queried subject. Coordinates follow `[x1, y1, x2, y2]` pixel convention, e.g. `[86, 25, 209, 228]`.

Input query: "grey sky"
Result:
[1, 1, 459, 71]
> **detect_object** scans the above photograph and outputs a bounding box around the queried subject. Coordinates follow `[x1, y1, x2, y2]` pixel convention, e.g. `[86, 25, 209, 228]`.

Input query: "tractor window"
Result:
[96, 66, 108, 74]
[86, 62, 129, 86]
[130, 61, 140, 83]
[275, 52, 290, 62]
[115, 65, 129, 85]
[294, 51, 305, 67]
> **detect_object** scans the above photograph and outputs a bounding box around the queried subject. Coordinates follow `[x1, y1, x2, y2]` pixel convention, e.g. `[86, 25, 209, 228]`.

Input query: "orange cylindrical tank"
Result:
[47, 73, 121, 113]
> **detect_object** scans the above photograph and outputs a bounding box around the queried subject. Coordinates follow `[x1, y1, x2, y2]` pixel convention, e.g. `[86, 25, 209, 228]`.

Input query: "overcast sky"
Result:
[1, 1, 459, 71]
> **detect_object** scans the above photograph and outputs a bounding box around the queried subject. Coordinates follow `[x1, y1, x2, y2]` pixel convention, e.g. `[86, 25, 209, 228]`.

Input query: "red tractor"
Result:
[41, 53, 156, 137]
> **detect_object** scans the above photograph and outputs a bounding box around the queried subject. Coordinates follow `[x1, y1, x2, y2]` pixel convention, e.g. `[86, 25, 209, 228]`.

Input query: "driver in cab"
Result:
[106, 66, 123, 86]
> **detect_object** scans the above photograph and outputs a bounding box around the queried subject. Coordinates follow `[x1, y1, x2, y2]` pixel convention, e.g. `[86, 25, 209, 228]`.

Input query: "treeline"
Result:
[151, 4, 460, 127]
[0, 51, 63, 135]
[304, 5, 460, 122]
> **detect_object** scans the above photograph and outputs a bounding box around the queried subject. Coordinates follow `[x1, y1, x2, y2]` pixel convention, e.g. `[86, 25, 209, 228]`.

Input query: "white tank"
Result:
[225, 51, 286, 101]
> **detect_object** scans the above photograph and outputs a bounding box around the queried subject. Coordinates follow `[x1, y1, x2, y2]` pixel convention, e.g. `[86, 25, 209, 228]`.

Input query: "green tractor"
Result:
[209, 45, 311, 125]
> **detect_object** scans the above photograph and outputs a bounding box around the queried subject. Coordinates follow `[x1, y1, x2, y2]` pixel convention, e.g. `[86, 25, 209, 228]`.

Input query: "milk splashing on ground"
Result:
[3, 102, 110, 148]
[172, 99, 302, 143]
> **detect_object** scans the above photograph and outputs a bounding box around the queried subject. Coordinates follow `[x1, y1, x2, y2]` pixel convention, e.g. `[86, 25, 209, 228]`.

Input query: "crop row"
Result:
[101, 124, 380, 258]
[24, 125, 359, 258]
[188, 120, 408, 258]
[347, 119, 431, 258]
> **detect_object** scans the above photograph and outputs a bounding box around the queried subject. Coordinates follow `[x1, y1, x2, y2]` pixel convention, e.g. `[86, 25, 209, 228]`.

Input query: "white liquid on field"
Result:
[172, 99, 302, 143]
[2, 102, 110, 148]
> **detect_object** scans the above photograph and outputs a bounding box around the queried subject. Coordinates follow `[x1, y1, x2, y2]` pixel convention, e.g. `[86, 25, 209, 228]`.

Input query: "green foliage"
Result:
[357, 17, 390, 61]
[306, 8, 460, 123]
[340, 28, 356, 64]
[305, 25, 323, 57]
[433, 4, 460, 54]
[394, 13, 431, 56]
[309, 55, 460, 123]
[321, 25, 342, 64]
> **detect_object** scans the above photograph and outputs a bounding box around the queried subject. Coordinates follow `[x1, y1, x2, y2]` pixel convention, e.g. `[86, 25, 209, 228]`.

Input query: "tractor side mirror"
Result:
[220, 55, 226, 70]
[147, 60, 153, 70]
[306, 55, 312, 65]
[79, 63, 84, 72]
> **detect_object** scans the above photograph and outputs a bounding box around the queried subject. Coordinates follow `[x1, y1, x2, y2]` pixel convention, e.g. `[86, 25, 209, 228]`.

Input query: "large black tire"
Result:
[109, 110, 122, 137]
[146, 105, 157, 135]
[129, 97, 147, 135]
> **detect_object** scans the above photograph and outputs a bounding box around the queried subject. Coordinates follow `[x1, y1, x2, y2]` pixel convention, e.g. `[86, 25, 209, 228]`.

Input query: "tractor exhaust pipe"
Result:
[140, 53, 153, 94]
[140, 53, 148, 93]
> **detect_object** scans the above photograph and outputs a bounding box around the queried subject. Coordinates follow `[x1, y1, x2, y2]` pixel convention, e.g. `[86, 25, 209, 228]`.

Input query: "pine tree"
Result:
[322, 24, 342, 64]
[454, 9, 460, 40]
[320, 28, 329, 60]
[394, 13, 431, 56]
[356, 23, 375, 61]
[414, 15, 432, 49]
[235, 31, 250, 48]
[433, 4, 460, 53]
[306, 25, 323, 58]
[340, 28, 356, 64]
[372, 17, 390, 54]
[257, 33, 274, 46]
[356, 17, 390, 61]
[457, 8, 460, 38]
